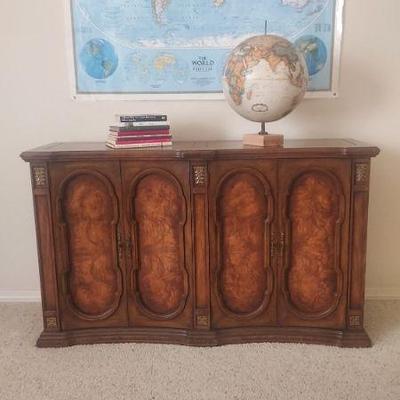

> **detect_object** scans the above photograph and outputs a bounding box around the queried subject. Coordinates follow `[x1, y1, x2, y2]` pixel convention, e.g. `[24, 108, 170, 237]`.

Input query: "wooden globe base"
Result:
[243, 133, 284, 147]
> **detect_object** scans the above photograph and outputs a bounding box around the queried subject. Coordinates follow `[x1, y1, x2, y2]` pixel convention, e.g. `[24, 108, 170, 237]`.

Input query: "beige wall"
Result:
[0, 0, 399, 299]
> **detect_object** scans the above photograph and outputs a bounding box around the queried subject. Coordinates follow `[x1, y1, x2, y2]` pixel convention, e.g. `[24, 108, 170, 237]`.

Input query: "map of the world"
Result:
[69, 0, 342, 97]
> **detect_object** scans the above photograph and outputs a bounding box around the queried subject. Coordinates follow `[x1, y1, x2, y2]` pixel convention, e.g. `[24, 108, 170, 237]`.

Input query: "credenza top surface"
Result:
[21, 139, 380, 162]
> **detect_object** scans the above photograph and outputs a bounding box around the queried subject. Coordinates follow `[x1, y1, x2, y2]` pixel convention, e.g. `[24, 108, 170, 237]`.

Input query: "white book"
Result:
[106, 141, 173, 149]
[114, 120, 170, 127]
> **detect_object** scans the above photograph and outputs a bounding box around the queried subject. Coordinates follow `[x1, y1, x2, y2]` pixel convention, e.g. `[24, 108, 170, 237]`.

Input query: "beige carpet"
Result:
[0, 301, 399, 400]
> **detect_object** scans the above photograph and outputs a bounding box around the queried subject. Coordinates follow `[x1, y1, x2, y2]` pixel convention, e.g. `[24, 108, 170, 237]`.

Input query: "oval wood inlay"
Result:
[61, 174, 119, 317]
[133, 173, 186, 316]
[218, 172, 269, 315]
[287, 172, 341, 315]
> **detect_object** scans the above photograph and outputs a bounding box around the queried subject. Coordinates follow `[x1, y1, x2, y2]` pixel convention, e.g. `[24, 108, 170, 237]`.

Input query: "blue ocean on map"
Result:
[71, 0, 337, 94]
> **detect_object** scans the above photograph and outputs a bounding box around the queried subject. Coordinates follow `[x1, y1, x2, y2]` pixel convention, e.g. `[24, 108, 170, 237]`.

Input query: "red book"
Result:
[110, 135, 172, 143]
[110, 129, 170, 137]
[109, 137, 173, 145]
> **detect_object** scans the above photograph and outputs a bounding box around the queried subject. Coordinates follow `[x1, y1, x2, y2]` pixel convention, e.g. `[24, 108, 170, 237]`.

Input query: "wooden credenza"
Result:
[21, 139, 380, 348]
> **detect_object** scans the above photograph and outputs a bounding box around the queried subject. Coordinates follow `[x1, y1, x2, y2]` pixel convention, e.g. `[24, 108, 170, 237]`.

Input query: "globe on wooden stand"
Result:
[223, 25, 309, 147]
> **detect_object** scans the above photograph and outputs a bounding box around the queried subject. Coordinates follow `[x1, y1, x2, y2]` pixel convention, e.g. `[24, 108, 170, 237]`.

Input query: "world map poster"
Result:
[68, 0, 343, 99]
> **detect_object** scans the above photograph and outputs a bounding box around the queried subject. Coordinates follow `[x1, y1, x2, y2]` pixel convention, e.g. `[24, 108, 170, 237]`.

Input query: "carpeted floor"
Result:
[0, 301, 399, 400]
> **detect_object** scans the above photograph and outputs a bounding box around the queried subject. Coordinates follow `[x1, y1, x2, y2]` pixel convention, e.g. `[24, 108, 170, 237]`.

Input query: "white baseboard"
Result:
[0, 291, 41, 303]
[365, 288, 400, 300]
[0, 289, 399, 303]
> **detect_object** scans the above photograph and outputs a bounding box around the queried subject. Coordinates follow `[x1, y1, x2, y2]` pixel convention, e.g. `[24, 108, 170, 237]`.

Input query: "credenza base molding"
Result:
[37, 327, 372, 349]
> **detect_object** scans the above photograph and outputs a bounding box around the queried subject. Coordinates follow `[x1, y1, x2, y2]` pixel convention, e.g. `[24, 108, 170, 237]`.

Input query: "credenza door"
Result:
[208, 160, 278, 328]
[50, 162, 127, 330]
[277, 159, 351, 329]
[121, 161, 193, 329]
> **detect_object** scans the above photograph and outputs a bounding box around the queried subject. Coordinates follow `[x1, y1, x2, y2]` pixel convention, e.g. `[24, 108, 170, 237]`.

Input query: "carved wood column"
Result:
[30, 163, 60, 332]
[348, 159, 371, 330]
[191, 163, 210, 329]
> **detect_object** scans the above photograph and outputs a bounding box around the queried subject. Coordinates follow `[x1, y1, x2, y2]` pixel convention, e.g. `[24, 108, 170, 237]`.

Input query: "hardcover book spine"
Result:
[109, 134, 172, 140]
[110, 125, 170, 132]
[117, 121, 169, 127]
[106, 142, 172, 149]
[110, 130, 171, 137]
[117, 115, 167, 123]
[111, 138, 172, 145]
[111, 136, 173, 142]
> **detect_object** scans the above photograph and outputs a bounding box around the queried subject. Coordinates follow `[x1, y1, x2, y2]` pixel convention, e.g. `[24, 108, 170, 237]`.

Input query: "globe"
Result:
[223, 35, 309, 124]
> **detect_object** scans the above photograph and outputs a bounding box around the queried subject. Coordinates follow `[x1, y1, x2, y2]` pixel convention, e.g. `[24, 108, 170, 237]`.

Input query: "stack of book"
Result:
[106, 114, 172, 149]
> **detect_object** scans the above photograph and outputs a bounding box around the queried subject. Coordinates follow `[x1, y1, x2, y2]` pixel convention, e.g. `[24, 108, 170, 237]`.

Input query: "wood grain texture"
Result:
[209, 161, 277, 329]
[31, 163, 59, 331]
[132, 172, 187, 317]
[348, 159, 371, 329]
[20, 139, 381, 162]
[191, 162, 211, 329]
[123, 161, 193, 329]
[21, 141, 380, 348]
[194, 196, 207, 307]
[287, 171, 342, 316]
[36, 197, 58, 323]
[60, 173, 121, 318]
[217, 172, 270, 315]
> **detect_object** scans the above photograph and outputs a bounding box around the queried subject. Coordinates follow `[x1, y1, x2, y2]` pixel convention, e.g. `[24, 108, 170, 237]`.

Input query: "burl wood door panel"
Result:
[209, 161, 277, 328]
[122, 161, 193, 328]
[278, 159, 351, 329]
[50, 162, 127, 330]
